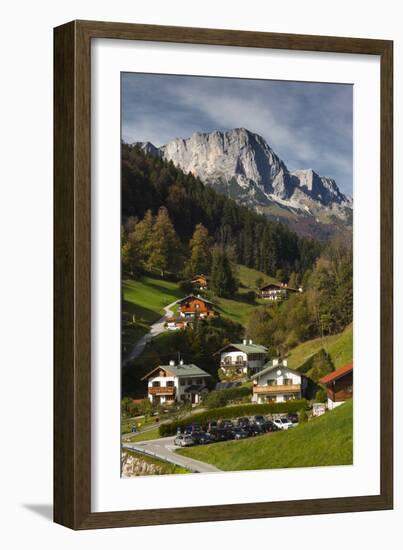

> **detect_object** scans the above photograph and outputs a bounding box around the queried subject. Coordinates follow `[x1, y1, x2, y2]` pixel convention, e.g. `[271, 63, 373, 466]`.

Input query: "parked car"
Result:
[237, 417, 250, 427]
[249, 423, 265, 436]
[184, 423, 202, 434]
[220, 420, 234, 429]
[231, 427, 249, 440]
[254, 415, 267, 426]
[287, 413, 299, 424]
[273, 417, 294, 430]
[174, 434, 195, 447]
[264, 420, 280, 433]
[191, 432, 212, 445]
[216, 428, 234, 441]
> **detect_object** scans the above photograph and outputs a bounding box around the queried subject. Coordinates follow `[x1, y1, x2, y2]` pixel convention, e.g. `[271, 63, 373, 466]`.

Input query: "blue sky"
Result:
[122, 73, 353, 196]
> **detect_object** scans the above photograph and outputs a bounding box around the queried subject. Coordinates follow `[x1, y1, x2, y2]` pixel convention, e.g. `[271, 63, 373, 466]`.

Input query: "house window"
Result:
[283, 378, 293, 386]
[180, 378, 186, 386]
[166, 381, 174, 387]
[196, 378, 203, 385]
[267, 380, 277, 386]
[236, 355, 244, 364]
[284, 394, 296, 401]
[152, 381, 160, 387]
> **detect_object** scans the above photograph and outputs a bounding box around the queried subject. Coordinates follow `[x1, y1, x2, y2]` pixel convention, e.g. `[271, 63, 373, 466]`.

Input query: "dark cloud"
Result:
[122, 72, 353, 195]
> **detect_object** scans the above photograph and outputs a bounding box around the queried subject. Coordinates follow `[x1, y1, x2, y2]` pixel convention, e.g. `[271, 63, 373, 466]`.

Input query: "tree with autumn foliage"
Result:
[186, 223, 212, 276]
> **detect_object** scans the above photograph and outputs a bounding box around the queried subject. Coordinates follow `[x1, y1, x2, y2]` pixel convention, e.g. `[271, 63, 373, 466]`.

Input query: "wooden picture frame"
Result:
[54, 20, 393, 530]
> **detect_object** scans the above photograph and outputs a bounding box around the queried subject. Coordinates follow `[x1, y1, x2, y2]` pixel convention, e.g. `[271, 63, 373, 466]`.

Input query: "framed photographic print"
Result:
[54, 20, 393, 529]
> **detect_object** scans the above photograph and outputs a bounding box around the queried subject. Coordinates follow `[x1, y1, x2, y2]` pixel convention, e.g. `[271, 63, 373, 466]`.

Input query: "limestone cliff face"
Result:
[135, 128, 352, 235]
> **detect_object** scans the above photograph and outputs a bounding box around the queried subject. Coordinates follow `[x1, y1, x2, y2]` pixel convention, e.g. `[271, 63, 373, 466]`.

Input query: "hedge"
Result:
[205, 385, 251, 406]
[159, 399, 308, 436]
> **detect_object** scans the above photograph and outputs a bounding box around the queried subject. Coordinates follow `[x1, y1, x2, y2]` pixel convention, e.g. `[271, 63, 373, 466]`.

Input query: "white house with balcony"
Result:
[215, 340, 268, 377]
[251, 359, 308, 403]
[141, 360, 211, 405]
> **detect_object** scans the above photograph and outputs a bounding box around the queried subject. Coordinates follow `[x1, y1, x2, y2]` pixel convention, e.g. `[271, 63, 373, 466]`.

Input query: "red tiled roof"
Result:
[320, 363, 353, 385]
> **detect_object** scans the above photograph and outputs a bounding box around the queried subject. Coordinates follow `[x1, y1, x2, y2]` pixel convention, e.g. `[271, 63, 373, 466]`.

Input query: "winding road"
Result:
[123, 300, 178, 366]
[124, 435, 222, 473]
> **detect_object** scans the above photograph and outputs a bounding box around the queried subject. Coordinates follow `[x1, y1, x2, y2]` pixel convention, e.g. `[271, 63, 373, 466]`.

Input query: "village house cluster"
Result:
[142, 282, 352, 410]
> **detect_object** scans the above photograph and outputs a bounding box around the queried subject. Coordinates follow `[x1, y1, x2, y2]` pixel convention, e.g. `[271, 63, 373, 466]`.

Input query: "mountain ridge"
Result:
[134, 128, 352, 240]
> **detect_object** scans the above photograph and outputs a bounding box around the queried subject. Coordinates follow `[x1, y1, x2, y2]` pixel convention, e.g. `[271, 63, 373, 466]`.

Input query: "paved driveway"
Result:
[123, 300, 178, 365]
[124, 435, 222, 473]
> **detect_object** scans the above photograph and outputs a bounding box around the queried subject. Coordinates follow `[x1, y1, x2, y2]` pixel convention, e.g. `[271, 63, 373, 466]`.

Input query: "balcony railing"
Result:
[220, 361, 247, 368]
[149, 386, 176, 396]
[253, 384, 301, 394]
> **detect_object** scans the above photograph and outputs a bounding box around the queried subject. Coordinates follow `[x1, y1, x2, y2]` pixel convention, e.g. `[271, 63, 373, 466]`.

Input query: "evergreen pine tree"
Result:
[210, 247, 237, 297]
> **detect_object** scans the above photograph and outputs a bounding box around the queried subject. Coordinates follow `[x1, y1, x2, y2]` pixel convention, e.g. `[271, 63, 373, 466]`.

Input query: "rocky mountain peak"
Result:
[131, 128, 352, 239]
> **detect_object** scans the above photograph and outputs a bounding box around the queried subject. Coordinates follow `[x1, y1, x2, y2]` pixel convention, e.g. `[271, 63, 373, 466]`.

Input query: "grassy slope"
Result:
[209, 264, 279, 326]
[177, 400, 353, 470]
[236, 264, 278, 289]
[123, 266, 276, 334]
[124, 427, 161, 442]
[122, 275, 183, 356]
[287, 323, 353, 370]
[123, 275, 183, 324]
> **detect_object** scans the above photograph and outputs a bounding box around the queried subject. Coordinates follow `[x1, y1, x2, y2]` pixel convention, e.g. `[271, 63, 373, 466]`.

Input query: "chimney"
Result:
[179, 359, 184, 366]
[243, 339, 247, 345]
[169, 360, 175, 367]
[283, 359, 288, 367]
[249, 339, 253, 345]
[273, 358, 278, 366]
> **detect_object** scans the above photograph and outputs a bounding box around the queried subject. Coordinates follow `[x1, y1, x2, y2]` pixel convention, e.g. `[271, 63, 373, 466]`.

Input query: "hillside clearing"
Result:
[123, 276, 183, 325]
[236, 264, 279, 289]
[177, 400, 353, 470]
[287, 323, 353, 371]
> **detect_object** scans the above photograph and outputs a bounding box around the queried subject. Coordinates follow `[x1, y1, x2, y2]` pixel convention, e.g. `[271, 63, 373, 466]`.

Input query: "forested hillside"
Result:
[122, 144, 322, 281]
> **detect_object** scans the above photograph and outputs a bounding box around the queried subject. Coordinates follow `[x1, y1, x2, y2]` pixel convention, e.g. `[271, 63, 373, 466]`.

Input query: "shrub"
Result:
[159, 399, 308, 436]
[298, 348, 334, 382]
[204, 392, 228, 409]
[314, 388, 328, 403]
[204, 385, 252, 409]
[299, 408, 308, 423]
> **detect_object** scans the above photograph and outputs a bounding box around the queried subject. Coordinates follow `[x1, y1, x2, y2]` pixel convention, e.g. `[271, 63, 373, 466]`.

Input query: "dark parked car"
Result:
[243, 423, 263, 436]
[237, 417, 250, 427]
[287, 413, 299, 424]
[254, 415, 266, 426]
[208, 429, 228, 442]
[220, 420, 234, 429]
[184, 423, 202, 434]
[191, 431, 213, 445]
[264, 420, 280, 433]
[231, 427, 249, 440]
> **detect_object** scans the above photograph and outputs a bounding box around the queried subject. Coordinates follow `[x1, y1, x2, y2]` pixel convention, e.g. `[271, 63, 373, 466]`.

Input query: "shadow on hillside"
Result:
[122, 300, 161, 324]
[145, 280, 183, 300]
